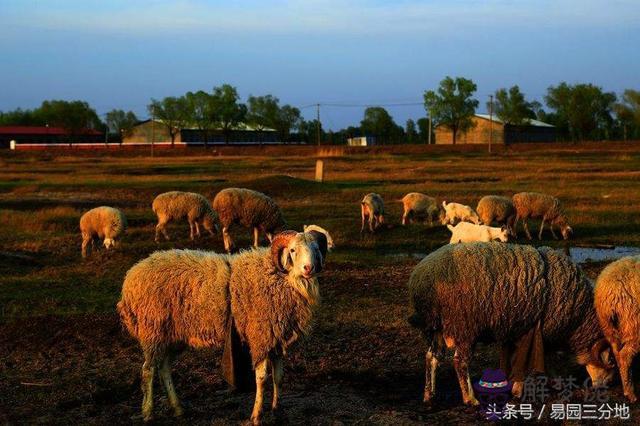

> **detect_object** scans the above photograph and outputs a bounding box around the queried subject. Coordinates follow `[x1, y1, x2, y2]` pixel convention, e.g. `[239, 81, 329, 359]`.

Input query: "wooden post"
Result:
[315, 159, 324, 183]
[488, 94, 493, 154]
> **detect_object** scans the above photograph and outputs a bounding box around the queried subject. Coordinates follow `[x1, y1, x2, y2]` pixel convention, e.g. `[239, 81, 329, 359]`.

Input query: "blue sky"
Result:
[1, 0, 639, 129]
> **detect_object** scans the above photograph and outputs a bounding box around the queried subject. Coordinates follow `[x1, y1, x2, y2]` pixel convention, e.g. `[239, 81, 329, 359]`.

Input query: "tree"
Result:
[246, 95, 280, 144]
[360, 107, 399, 145]
[490, 85, 537, 125]
[423, 76, 478, 144]
[298, 119, 325, 144]
[275, 105, 302, 143]
[210, 84, 247, 144]
[148, 96, 189, 146]
[0, 108, 38, 126]
[545, 82, 616, 141]
[406, 119, 419, 144]
[614, 89, 640, 141]
[185, 91, 216, 148]
[416, 117, 431, 143]
[105, 109, 138, 141]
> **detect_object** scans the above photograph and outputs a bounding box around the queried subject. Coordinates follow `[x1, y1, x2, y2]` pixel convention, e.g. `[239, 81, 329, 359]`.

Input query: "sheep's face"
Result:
[496, 227, 509, 242]
[271, 231, 327, 279]
[103, 238, 115, 249]
[203, 213, 219, 234]
[561, 225, 573, 240]
[580, 340, 615, 387]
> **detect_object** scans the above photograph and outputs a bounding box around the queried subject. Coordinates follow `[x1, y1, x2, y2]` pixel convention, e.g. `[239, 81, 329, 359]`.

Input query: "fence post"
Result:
[315, 159, 324, 183]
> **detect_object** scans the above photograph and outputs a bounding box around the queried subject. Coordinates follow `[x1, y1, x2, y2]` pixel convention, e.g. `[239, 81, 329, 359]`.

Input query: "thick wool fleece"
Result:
[80, 206, 127, 240]
[595, 256, 640, 349]
[408, 242, 601, 356]
[402, 193, 439, 221]
[213, 188, 285, 233]
[512, 192, 565, 223]
[152, 191, 217, 223]
[362, 193, 385, 215]
[476, 195, 516, 226]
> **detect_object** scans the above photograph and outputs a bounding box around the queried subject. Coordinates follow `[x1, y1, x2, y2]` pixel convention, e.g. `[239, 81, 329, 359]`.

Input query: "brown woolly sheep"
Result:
[360, 193, 385, 233]
[595, 255, 640, 402]
[476, 195, 516, 235]
[400, 192, 441, 226]
[512, 192, 573, 240]
[212, 188, 286, 253]
[152, 191, 219, 242]
[117, 230, 328, 423]
[79, 206, 127, 258]
[408, 242, 614, 406]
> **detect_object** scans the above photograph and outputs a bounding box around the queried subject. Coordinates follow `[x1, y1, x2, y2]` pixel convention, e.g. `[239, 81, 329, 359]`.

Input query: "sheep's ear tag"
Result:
[221, 319, 255, 392]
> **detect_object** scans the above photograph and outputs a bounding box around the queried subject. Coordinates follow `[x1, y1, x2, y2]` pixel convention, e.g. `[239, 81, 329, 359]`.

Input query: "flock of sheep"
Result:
[75, 186, 640, 423]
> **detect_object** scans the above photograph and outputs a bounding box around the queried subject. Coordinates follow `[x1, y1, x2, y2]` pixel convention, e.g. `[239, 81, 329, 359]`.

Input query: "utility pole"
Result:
[488, 94, 493, 154]
[151, 114, 155, 157]
[427, 109, 432, 145]
[316, 103, 321, 146]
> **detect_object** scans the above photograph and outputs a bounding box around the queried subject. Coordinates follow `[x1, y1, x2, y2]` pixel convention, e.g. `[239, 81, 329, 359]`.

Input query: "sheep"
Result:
[360, 193, 385, 233]
[407, 242, 614, 406]
[447, 222, 509, 244]
[152, 191, 219, 243]
[303, 224, 335, 251]
[594, 255, 640, 402]
[400, 192, 442, 226]
[79, 206, 127, 258]
[512, 192, 573, 240]
[476, 195, 516, 236]
[117, 230, 328, 423]
[441, 201, 480, 225]
[212, 188, 286, 253]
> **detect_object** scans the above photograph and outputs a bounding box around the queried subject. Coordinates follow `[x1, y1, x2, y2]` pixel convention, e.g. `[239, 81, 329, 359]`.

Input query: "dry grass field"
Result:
[1, 143, 640, 424]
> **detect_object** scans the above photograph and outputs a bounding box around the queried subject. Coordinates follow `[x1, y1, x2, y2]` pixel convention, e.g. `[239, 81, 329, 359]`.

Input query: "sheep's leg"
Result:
[513, 216, 520, 238]
[253, 227, 260, 248]
[141, 349, 156, 421]
[369, 215, 376, 233]
[81, 234, 91, 258]
[538, 218, 545, 240]
[614, 343, 639, 403]
[194, 221, 201, 238]
[188, 221, 195, 240]
[549, 223, 559, 239]
[270, 356, 284, 413]
[453, 348, 478, 406]
[156, 220, 171, 242]
[360, 210, 366, 233]
[423, 348, 440, 403]
[522, 219, 533, 240]
[222, 227, 233, 253]
[250, 358, 269, 425]
[158, 352, 183, 417]
[402, 210, 409, 226]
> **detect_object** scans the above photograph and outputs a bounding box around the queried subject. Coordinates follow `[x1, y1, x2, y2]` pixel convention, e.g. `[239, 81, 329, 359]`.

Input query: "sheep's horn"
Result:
[306, 230, 328, 259]
[270, 230, 298, 273]
[591, 338, 614, 369]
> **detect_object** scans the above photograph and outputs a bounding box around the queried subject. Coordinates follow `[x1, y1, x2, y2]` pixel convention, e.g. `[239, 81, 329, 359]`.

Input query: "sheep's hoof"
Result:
[249, 414, 262, 425]
[626, 393, 638, 403]
[173, 405, 184, 418]
[464, 396, 480, 406]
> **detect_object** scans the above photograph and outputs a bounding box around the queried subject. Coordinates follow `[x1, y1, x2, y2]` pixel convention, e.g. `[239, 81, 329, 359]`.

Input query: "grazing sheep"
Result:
[79, 206, 127, 258]
[512, 192, 573, 240]
[118, 230, 328, 423]
[212, 188, 286, 253]
[303, 224, 335, 251]
[441, 201, 480, 225]
[447, 222, 509, 244]
[595, 255, 640, 402]
[476, 195, 516, 235]
[401, 192, 442, 226]
[360, 193, 385, 233]
[152, 191, 219, 242]
[408, 242, 614, 406]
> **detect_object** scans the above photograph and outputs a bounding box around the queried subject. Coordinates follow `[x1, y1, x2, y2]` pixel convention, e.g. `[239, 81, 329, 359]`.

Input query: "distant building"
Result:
[434, 114, 556, 145]
[122, 120, 279, 145]
[0, 126, 103, 149]
[347, 136, 377, 146]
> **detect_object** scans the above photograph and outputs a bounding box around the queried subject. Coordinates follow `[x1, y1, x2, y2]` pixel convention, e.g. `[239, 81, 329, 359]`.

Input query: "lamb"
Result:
[512, 192, 573, 240]
[212, 188, 286, 253]
[152, 191, 219, 242]
[408, 242, 614, 406]
[447, 222, 509, 244]
[303, 224, 335, 251]
[360, 193, 385, 233]
[476, 195, 516, 235]
[441, 201, 480, 225]
[79, 206, 127, 258]
[400, 192, 442, 226]
[117, 230, 328, 423]
[594, 255, 640, 402]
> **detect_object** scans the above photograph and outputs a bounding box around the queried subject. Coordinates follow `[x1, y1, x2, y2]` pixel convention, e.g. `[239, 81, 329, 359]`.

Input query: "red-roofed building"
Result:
[0, 126, 104, 149]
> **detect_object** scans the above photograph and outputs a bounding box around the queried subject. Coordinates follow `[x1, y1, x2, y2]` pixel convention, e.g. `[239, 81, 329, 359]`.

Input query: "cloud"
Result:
[2, 0, 638, 38]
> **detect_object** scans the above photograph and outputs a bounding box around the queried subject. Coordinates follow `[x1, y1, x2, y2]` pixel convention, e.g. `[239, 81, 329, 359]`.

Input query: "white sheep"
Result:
[447, 222, 509, 244]
[303, 224, 334, 251]
[118, 230, 328, 423]
[360, 193, 385, 233]
[152, 191, 219, 242]
[441, 201, 481, 225]
[79, 206, 127, 258]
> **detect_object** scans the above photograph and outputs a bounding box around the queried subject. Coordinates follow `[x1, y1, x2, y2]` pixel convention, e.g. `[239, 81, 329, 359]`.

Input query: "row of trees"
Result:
[2, 80, 639, 145]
